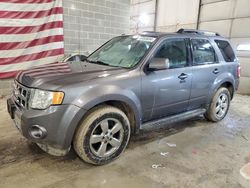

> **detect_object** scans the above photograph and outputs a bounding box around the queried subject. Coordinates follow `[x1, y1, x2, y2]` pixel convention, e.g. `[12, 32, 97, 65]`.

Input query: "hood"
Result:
[16, 61, 127, 90]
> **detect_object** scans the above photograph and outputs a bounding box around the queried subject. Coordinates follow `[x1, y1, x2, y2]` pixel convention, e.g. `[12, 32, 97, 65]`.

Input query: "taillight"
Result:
[237, 65, 241, 78]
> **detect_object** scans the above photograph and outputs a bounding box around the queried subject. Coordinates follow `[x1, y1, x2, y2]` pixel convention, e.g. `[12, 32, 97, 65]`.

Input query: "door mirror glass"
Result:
[148, 58, 170, 70]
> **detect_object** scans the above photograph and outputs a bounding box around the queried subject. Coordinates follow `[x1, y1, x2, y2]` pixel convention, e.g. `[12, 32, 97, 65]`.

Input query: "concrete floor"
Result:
[0, 94, 250, 188]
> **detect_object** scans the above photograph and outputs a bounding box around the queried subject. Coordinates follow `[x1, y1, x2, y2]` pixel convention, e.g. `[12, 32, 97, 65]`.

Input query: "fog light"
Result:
[29, 125, 47, 139]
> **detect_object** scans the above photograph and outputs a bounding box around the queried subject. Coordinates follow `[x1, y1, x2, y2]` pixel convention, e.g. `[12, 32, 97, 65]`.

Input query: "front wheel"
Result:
[205, 87, 231, 122]
[73, 105, 131, 165]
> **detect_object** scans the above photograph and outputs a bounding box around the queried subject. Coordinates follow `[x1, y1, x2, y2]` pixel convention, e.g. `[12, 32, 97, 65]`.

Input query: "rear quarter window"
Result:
[215, 40, 236, 62]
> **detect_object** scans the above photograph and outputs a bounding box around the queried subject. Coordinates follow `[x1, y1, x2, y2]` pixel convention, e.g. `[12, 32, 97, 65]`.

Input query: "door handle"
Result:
[178, 73, 188, 80]
[213, 68, 219, 74]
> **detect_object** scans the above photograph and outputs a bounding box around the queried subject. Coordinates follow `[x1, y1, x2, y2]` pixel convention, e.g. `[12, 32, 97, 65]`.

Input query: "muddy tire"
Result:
[205, 87, 231, 122]
[73, 105, 131, 165]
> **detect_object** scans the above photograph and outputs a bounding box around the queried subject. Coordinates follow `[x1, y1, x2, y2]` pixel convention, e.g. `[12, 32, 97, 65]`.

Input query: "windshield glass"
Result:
[87, 35, 156, 68]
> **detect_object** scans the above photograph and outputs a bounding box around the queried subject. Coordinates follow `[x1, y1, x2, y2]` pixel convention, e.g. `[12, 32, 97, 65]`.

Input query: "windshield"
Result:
[87, 35, 156, 68]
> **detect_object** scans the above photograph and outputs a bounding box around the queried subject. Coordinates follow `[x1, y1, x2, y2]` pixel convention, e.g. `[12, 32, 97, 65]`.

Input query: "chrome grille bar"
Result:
[13, 80, 31, 109]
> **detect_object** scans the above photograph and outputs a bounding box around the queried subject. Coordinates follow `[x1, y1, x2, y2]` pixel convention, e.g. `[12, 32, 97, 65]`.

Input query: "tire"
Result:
[204, 87, 231, 122]
[73, 105, 131, 165]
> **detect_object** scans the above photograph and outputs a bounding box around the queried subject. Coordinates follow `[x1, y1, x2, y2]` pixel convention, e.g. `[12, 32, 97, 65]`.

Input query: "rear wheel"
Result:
[205, 87, 231, 122]
[73, 105, 130, 165]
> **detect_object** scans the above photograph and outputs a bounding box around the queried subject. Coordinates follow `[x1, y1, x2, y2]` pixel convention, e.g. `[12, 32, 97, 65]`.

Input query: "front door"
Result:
[141, 38, 192, 121]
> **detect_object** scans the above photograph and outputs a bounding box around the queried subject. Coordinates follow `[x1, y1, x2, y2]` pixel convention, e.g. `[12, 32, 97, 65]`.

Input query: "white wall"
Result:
[130, 0, 250, 94]
[156, 0, 200, 32]
[199, 0, 250, 94]
[130, 0, 156, 33]
[130, 0, 200, 32]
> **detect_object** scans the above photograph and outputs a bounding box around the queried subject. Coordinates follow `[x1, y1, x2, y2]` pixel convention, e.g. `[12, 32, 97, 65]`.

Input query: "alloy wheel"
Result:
[89, 118, 124, 157]
[215, 93, 228, 118]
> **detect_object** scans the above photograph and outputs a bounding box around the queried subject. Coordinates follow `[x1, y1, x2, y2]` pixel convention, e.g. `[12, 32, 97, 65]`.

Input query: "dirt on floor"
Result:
[0, 94, 250, 188]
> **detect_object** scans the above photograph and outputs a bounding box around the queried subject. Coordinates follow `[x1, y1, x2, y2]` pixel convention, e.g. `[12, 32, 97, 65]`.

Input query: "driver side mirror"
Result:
[148, 58, 170, 70]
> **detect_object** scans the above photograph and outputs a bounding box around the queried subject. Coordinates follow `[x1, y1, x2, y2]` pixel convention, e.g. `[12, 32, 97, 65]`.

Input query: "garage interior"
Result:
[0, 0, 250, 187]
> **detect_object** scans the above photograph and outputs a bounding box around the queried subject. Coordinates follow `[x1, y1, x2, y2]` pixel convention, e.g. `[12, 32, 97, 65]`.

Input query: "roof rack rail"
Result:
[177, 29, 221, 36]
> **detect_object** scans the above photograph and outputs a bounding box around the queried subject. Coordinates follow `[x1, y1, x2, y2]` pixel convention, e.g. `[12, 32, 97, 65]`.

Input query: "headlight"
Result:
[29, 89, 64, 109]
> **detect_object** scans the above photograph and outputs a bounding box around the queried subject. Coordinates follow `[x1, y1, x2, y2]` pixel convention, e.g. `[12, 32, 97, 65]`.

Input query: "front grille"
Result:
[12, 81, 31, 109]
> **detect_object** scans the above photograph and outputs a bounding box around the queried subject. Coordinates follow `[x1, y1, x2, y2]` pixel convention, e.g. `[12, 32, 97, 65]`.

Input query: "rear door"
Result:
[189, 38, 222, 110]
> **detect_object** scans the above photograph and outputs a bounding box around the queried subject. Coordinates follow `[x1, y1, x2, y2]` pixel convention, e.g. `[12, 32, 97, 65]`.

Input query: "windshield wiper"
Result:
[86, 59, 121, 68]
[86, 59, 110, 66]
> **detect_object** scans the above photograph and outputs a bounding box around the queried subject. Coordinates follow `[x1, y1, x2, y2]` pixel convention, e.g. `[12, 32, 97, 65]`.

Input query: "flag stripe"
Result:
[0, 0, 64, 79]
[24, 65, 70, 76]
[0, 28, 63, 42]
[0, 41, 64, 58]
[0, 0, 55, 4]
[0, 21, 63, 35]
[0, 7, 63, 19]
[0, 48, 64, 65]
[0, 35, 63, 50]
[18, 62, 68, 78]
[0, 54, 63, 72]
[23, 62, 67, 73]
[29, 68, 71, 77]
[0, 70, 19, 79]
[17, 62, 66, 79]
[35, 70, 71, 78]
[0, 0, 61, 12]
[0, 14, 62, 27]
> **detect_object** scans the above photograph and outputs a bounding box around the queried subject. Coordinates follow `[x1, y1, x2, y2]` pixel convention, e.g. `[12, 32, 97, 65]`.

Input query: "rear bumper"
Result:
[7, 97, 86, 153]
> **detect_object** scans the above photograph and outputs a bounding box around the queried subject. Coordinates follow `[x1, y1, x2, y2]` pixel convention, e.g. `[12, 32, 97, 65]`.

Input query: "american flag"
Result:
[0, 0, 64, 79]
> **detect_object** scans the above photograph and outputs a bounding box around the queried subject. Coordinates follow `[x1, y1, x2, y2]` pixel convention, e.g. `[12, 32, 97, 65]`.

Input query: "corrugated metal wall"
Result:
[130, 0, 156, 33]
[199, 0, 250, 94]
[130, 0, 250, 94]
[156, 0, 200, 32]
[130, 0, 200, 32]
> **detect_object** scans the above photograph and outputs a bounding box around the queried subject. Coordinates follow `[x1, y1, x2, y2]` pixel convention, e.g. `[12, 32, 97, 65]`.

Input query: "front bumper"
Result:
[7, 97, 86, 155]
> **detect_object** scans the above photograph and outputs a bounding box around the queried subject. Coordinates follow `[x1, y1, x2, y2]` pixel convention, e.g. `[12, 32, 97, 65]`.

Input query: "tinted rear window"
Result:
[215, 40, 236, 62]
[191, 39, 216, 65]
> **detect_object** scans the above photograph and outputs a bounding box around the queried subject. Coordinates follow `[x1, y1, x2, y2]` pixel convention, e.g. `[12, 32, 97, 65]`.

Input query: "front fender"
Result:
[72, 85, 142, 131]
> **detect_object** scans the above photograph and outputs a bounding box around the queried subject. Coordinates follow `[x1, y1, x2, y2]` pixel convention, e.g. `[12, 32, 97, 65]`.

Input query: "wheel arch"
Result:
[211, 80, 235, 100]
[208, 73, 236, 104]
[81, 99, 139, 135]
[72, 85, 142, 133]
[220, 81, 234, 99]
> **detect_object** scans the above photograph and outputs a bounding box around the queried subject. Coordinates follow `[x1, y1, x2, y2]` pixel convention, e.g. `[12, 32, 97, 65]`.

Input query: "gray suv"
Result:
[7, 29, 240, 165]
